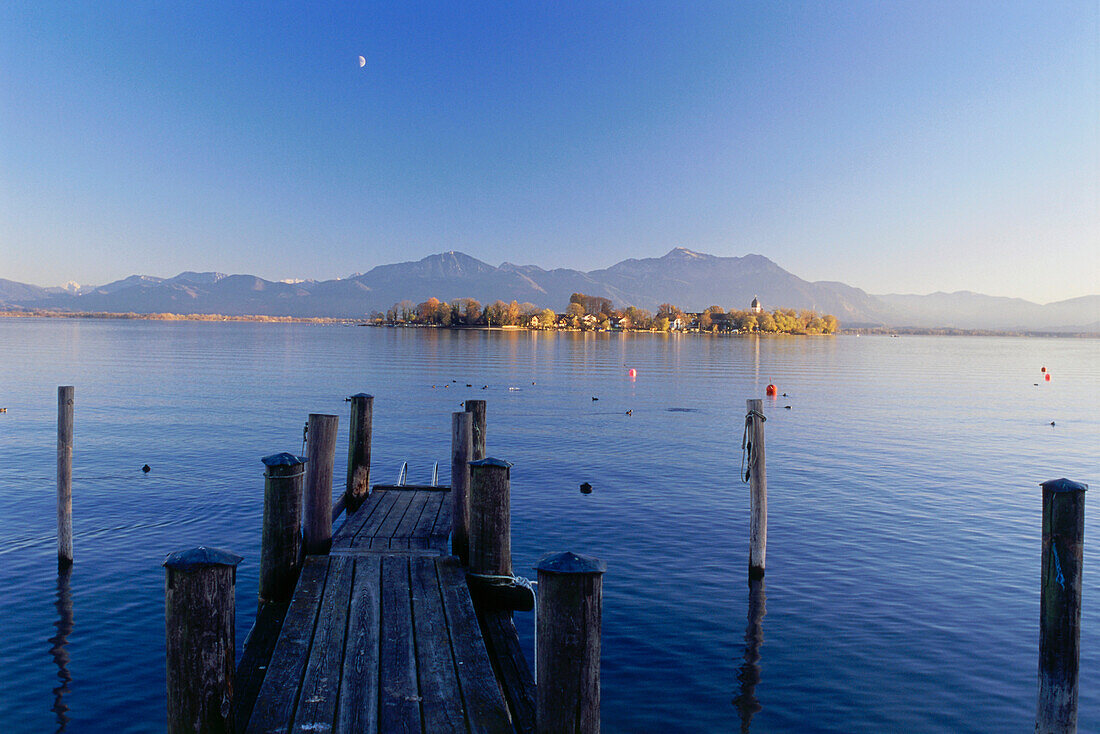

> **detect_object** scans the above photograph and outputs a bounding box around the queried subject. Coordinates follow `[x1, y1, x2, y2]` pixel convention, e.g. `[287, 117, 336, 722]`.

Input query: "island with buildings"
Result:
[377, 293, 840, 334]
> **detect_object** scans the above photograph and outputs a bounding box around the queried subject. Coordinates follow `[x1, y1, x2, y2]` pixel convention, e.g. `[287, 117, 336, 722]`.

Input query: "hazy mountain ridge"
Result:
[1, 250, 1096, 330]
[875, 291, 1100, 331]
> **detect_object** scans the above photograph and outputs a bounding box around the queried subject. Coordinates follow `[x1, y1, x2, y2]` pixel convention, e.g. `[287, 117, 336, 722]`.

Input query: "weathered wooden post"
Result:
[165, 546, 243, 734]
[465, 399, 487, 461]
[259, 452, 306, 604]
[1036, 478, 1087, 734]
[57, 385, 74, 568]
[303, 413, 338, 556]
[468, 458, 511, 577]
[746, 398, 767, 579]
[345, 393, 373, 513]
[451, 411, 474, 564]
[536, 551, 606, 734]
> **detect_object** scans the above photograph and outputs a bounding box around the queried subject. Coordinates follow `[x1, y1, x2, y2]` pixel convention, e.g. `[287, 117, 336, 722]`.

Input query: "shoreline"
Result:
[1, 309, 1095, 337]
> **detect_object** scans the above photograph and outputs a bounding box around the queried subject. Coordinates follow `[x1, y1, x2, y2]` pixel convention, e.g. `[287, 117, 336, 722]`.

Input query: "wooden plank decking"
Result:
[240, 486, 519, 733]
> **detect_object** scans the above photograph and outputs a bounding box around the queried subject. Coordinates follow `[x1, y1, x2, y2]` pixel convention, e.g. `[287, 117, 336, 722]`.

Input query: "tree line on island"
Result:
[381, 293, 839, 334]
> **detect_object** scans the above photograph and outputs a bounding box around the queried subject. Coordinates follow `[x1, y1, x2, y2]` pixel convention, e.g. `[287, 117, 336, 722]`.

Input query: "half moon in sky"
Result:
[358, 56, 366, 68]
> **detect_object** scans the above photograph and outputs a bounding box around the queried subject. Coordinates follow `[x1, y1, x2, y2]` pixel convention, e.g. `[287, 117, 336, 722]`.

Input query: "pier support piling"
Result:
[746, 398, 767, 579]
[452, 411, 474, 565]
[57, 386, 74, 568]
[536, 551, 606, 734]
[465, 399, 487, 461]
[303, 413, 339, 555]
[1036, 478, 1086, 734]
[345, 393, 373, 513]
[469, 458, 511, 577]
[165, 547, 242, 734]
[259, 453, 306, 604]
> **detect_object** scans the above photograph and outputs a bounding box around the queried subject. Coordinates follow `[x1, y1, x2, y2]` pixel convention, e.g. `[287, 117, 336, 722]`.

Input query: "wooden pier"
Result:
[167, 401, 599, 734]
[239, 484, 517, 733]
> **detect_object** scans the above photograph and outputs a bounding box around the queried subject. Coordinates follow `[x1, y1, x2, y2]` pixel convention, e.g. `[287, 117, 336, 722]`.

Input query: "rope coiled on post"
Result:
[741, 409, 766, 483]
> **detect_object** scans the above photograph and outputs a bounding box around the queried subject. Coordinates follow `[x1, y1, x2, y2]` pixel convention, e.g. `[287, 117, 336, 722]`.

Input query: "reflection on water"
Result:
[732, 578, 765, 732]
[49, 566, 73, 732]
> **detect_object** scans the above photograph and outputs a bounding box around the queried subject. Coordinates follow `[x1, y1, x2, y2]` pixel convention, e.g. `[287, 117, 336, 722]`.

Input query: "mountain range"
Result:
[2, 249, 1097, 332]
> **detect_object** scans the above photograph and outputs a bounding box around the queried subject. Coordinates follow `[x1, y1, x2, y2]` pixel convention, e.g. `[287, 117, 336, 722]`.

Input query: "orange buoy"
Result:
[1045, 373, 1051, 382]
[628, 368, 636, 378]
[766, 384, 778, 397]
[1041, 366, 1046, 372]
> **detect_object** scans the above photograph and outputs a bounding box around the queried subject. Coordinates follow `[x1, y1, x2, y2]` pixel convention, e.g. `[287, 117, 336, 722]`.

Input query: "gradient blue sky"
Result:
[2, 2, 1097, 302]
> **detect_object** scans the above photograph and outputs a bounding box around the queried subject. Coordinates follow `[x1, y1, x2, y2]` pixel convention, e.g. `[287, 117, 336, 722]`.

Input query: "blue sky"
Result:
[2, 2, 1096, 302]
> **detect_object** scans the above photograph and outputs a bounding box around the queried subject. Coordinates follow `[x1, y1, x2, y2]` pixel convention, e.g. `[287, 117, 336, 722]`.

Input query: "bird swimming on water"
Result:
[142, 464, 151, 473]
[580, 482, 592, 494]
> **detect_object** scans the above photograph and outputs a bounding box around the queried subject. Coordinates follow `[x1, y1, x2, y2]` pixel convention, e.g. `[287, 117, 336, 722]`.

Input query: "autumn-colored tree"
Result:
[483, 300, 506, 325]
[449, 298, 481, 325]
[417, 297, 440, 322]
[657, 303, 684, 320]
[569, 293, 613, 316]
[623, 306, 652, 330]
[772, 308, 799, 333]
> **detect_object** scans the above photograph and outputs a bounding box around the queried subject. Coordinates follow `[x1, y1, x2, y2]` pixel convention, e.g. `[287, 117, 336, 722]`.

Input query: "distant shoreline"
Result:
[1, 308, 1097, 337]
[0, 309, 354, 324]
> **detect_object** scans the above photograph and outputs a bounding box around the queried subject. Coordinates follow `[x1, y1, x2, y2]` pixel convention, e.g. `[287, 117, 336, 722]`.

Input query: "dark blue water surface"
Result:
[0, 319, 1097, 732]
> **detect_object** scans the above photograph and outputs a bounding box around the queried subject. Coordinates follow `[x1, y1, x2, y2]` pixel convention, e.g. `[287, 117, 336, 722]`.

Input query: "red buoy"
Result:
[1045, 373, 1051, 382]
[1041, 366, 1046, 373]
[766, 384, 778, 397]
[628, 368, 637, 378]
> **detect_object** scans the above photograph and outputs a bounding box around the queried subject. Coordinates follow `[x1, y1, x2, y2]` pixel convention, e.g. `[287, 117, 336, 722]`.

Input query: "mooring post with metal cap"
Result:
[259, 452, 306, 605]
[165, 546, 243, 734]
[465, 399, 487, 461]
[57, 385, 74, 568]
[468, 457, 512, 578]
[536, 551, 606, 734]
[345, 393, 373, 513]
[451, 411, 474, 564]
[1037, 478, 1087, 734]
[746, 398, 767, 579]
[303, 413, 338, 556]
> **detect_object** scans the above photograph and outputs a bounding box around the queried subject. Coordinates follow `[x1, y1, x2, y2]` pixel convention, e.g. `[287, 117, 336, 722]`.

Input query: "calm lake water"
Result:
[0, 319, 1096, 732]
